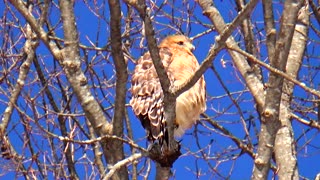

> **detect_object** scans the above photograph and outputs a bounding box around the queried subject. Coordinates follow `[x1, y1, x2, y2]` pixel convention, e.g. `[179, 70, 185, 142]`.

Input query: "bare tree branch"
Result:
[1, 1, 319, 179]
[252, 1, 303, 179]
[309, 0, 320, 25]
[262, 0, 276, 62]
[9, 0, 113, 134]
[275, 3, 309, 179]
[104, 153, 143, 180]
[8, 0, 63, 61]
[236, 0, 262, 81]
[227, 46, 320, 98]
[108, 0, 129, 179]
[292, 113, 320, 129]
[0, 13, 38, 179]
[198, 0, 265, 109]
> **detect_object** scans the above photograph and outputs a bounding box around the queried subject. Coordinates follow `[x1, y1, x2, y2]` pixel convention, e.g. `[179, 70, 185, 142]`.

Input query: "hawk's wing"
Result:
[130, 47, 173, 142]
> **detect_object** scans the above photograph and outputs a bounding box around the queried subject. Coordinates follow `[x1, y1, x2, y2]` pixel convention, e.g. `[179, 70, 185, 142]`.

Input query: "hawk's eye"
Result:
[177, 41, 184, 45]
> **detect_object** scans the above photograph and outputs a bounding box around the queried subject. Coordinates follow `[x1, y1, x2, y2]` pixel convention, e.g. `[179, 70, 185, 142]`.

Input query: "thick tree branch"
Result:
[0, 26, 37, 133]
[227, 47, 320, 98]
[236, 0, 262, 81]
[104, 153, 143, 180]
[8, 0, 63, 61]
[262, 0, 276, 62]
[33, 55, 79, 179]
[275, 4, 309, 179]
[197, 0, 265, 109]
[252, 1, 303, 179]
[178, 0, 260, 98]
[0, 22, 36, 180]
[9, 0, 113, 134]
[87, 121, 105, 176]
[108, 0, 129, 179]
[155, 164, 171, 180]
[309, 0, 320, 25]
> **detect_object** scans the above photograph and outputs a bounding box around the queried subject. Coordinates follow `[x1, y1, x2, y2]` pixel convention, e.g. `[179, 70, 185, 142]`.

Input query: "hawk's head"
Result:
[159, 35, 195, 52]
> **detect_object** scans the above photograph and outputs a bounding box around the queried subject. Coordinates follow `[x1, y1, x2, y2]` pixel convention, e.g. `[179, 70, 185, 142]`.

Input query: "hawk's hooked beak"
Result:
[187, 43, 195, 52]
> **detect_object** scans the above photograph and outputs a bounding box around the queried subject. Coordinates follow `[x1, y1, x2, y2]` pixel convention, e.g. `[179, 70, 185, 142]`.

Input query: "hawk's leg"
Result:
[148, 140, 181, 167]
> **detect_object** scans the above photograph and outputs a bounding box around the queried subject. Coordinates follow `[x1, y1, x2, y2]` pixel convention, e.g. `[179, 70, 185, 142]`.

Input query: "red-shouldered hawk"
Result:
[130, 35, 206, 144]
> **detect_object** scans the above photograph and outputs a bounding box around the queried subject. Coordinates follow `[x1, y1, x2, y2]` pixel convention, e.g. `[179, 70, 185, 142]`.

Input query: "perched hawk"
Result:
[130, 35, 206, 144]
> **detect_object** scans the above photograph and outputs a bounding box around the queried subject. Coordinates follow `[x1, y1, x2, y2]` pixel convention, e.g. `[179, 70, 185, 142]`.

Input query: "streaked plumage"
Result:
[130, 35, 206, 143]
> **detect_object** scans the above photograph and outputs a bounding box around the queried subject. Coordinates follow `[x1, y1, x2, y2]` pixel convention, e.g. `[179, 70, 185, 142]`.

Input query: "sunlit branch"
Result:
[291, 113, 320, 129]
[197, 0, 265, 109]
[103, 153, 143, 180]
[34, 118, 147, 154]
[0, 14, 38, 179]
[227, 46, 320, 98]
